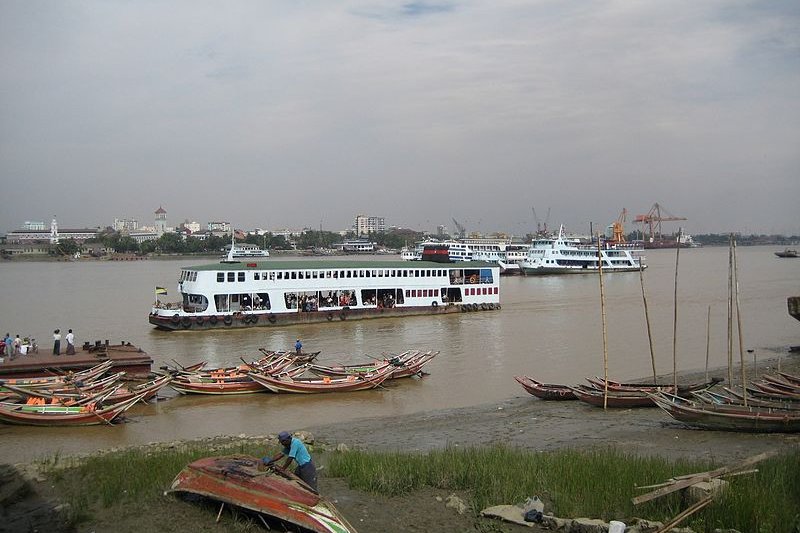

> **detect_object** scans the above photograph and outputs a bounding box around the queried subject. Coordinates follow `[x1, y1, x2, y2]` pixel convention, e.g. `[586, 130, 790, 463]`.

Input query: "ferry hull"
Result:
[149, 304, 498, 331]
[522, 265, 644, 275]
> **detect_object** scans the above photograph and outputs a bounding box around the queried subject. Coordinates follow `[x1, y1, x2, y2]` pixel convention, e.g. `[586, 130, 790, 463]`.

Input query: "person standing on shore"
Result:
[3, 334, 12, 360]
[65, 329, 75, 355]
[295, 338, 302, 356]
[262, 431, 318, 492]
[53, 329, 61, 355]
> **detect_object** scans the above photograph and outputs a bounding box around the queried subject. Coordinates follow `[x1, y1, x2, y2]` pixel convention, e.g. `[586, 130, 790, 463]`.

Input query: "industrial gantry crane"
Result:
[633, 203, 687, 241]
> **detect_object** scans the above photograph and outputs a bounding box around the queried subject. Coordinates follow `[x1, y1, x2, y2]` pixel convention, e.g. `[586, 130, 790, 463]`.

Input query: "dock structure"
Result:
[0, 341, 153, 379]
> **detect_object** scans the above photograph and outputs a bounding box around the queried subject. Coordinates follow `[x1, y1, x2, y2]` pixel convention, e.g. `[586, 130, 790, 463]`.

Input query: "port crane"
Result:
[609, 208, 628, 243]
[633, 203, 687, 241]
[451, 218, 466, 239]
[531, 207, 551, 236]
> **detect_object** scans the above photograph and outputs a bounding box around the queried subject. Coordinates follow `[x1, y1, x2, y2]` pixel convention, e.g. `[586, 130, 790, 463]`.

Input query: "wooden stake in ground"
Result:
[733, 237, 747, 407]
[597, 233, 609, 410]
[672, 229, 682, 392]
[705, 305, 711, 383]
[727, 234, 734, 387]
[640, 261, 657, 384]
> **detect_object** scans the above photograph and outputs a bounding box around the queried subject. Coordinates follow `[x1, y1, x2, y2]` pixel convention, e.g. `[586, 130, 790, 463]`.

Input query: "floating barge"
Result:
[0, 341, 153, 379]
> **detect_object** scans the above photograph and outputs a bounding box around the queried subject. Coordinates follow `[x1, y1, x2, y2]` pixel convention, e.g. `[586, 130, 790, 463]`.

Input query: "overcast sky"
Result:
[1, 1, 798, 237]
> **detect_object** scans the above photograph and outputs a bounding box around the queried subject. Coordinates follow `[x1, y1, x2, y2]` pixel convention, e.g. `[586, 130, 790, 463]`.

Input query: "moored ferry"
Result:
[150, 259, 500, 330]
[521, 225, 645, 275]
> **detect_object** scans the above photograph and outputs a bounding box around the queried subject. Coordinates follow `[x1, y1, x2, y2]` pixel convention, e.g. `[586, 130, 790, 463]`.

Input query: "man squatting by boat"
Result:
[262, 431, 318, 492]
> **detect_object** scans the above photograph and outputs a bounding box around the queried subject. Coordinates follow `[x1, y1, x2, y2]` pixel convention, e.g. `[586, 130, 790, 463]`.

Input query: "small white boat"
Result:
[521, 225, 645, 275]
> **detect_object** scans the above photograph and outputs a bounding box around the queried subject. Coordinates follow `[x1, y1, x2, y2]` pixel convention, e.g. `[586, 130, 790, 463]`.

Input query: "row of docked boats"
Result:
[400, 226, 646, 275]
[167, 349, 438, 395]
[0, 350, 439, 425]
[0, 360, 174, 426]
[515, 371, 800, 432]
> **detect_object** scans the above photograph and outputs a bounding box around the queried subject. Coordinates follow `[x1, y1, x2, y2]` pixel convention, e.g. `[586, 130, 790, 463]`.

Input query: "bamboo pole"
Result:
[640, 262, 657, 384]
[705, 305, 711, 383]
[727, 234, 734, 386]
[597, 233, 609, 410]
[654, 496, 714, 533]
[672, 230, 682, 392]
[733, 237, 747, 407]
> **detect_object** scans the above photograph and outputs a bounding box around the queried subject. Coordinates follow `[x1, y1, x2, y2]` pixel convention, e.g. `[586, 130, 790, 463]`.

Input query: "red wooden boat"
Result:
[169, 363, 307, 395]
[308, 350, 438, 380]
[0, 392, 146, 426]
[568, 385, 656, 408]
[514, 376, 577, 400]
[249, 366, 393, 394]
[167, 455, 356, 532]
[585, 376, 722, 396]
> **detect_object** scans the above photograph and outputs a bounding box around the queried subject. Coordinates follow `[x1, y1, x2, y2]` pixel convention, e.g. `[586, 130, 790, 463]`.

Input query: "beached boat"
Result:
[584, 376, 722, 396]
[307, 350, 438, 380]
[650, 391, 800, 432]
[168, 455, 356, 533]
[568, 385, 656, 408]
[0, 392, 145, 426]
[774, 249, 798, 258]
[150, 259, 500, 330]
[521, 225, 645, 275]
[513, 376, 577, 400]
[249, 365, 393, 394]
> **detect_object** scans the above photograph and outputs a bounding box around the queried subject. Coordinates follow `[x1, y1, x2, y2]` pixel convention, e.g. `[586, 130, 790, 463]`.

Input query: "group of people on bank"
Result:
[1, 333, 37, 360]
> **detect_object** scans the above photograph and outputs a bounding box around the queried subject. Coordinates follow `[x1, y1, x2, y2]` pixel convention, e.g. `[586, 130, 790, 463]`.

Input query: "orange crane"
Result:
[609, 208, 627, 243]
[634, 203, 687, 241]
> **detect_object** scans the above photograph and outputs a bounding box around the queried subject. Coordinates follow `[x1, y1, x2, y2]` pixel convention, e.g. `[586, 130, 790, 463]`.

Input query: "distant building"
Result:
[355, 214, 385, 237]
[113, 218, 138, 232]
[23, 221, 46, 231]
[155, 206, 167, 236]
[5, 216, 99, 245]
[129, 231, 159, 244]
[180, 220, 201, 234]
[207, 221, 231, 233]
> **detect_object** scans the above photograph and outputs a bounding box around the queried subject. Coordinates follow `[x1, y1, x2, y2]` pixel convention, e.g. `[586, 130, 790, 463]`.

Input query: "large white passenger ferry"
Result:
[521, 226, 645, 275]
[149, 259, 501, 330]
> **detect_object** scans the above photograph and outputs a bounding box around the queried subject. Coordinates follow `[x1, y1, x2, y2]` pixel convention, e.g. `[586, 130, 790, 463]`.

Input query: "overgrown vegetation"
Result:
[36, 443, 799, 532]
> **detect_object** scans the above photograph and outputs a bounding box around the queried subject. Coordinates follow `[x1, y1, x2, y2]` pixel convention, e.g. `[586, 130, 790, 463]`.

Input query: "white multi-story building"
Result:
[23, 221, 46, 231]
[180, 220, 202, 234]
[208, 221, 231, 233]
[355, 215, 385, 237]
[114, 218, 139, 232]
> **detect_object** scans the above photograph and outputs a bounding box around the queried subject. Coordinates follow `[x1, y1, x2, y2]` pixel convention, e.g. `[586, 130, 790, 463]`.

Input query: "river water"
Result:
[1, 246, 798, 463]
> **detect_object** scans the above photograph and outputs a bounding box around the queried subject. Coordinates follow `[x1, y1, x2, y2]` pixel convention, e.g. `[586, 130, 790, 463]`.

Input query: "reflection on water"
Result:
[1, 247, 797, 462]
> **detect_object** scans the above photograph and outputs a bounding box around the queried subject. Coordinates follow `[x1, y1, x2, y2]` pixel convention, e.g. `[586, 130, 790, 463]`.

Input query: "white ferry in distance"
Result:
[222, 243, 270, 259]
[400, 240, 473, 262]
[149, 258, 501, 330]
[521, 225, 645, 275]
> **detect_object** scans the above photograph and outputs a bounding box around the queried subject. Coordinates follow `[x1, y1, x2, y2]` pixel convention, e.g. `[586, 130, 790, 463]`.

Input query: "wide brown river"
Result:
[1, 246, 798, 463]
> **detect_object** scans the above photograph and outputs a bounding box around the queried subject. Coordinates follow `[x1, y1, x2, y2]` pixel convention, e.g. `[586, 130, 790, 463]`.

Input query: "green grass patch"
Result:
[35, 442, 799, 533]
[327, 446, 800, 533]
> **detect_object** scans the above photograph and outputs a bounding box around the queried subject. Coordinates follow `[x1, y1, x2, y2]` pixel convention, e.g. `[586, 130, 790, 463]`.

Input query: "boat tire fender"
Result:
[181, 317, 192, 329]
[223, 315, 233, 326]
[250, 314, 259, 324]
[171, 314, 180, 324]
[460, 305, 467, 312]
[339, 311, 347, 320]
[209, 316, 218, 325]
[431, 301, 438, 308]
[195, 316, 204, 326]
[480, 303, 488, 311]
[327, 313, 334, 321]
[268, 314, 276, 324]
[496, 304, 501, 310]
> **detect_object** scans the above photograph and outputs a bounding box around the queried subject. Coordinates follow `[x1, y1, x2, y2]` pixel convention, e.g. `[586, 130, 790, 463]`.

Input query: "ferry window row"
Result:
[181, 271, 198, 282]
[405, 289, 440, 297]
[217, 268, 451, 283]
[464, 287, 498, 295]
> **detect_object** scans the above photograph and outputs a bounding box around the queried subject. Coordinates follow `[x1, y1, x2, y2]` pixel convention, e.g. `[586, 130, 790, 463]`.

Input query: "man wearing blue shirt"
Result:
[263, 431, 318, 492]
[295, 338, 302, 355]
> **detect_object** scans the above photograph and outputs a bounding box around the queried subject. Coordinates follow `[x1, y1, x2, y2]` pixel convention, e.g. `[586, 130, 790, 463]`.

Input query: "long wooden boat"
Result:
[169, 364, 308, 396]
[568, 385, 656, 408]
[650, 391, 800, 432]
[514, 376, 577, 400]
[167, 455, 356, 533]
[0, 392, 146, 426]
[308, 350, 438, 380]
[749, 381, 800, 400]
[0, 360, 114, 390]
[585, 376, 722, 396]
[149, 259, 501, 330]
[694, 389, 800, 411]
[249, 366, 393, 394]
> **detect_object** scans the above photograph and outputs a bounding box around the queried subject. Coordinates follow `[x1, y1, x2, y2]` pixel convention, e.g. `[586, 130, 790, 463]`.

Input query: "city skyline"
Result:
[1, 2, 798, 236]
